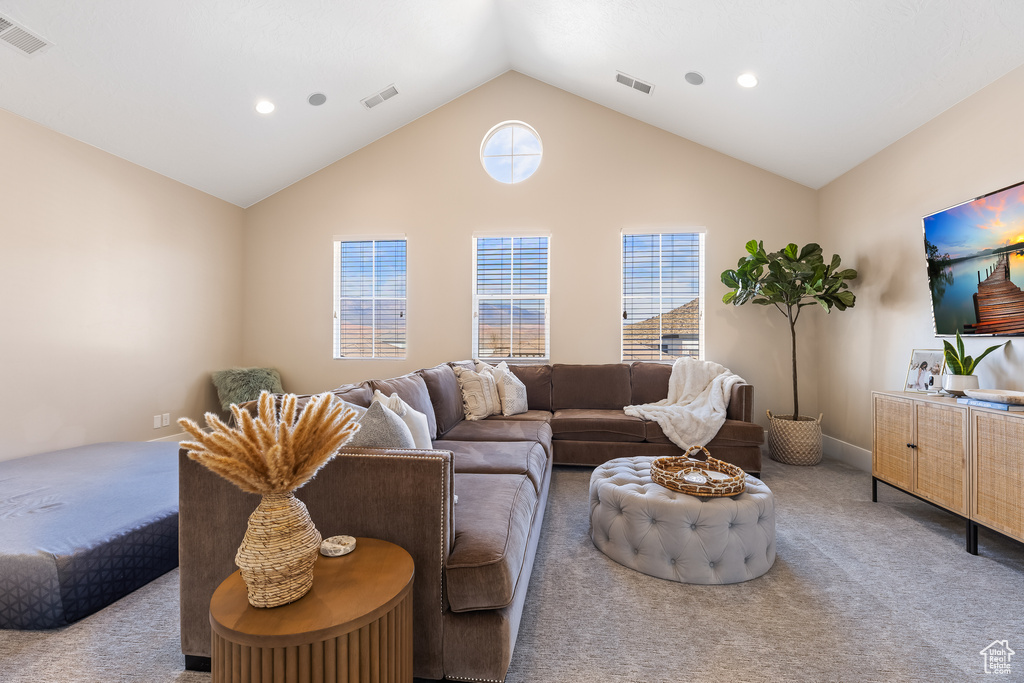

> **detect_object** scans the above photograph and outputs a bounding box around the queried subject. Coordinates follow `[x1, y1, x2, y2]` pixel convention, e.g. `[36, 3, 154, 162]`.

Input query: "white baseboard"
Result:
[148, 431, 188, 444]
[822, 434, 871, 472]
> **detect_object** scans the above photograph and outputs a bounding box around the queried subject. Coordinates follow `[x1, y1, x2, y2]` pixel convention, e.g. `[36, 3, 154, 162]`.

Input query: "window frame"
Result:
[479, 120, 543, 185]
[471, 233, 551, 362]
[620, 229, 705, 362]
[332, 235, 408, 360]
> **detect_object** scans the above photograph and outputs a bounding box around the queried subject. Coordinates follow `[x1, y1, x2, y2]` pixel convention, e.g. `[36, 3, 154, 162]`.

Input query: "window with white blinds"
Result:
[622, 232, 704, 361]
[333, 238, 406, 359]
[473, 236, 549, 360]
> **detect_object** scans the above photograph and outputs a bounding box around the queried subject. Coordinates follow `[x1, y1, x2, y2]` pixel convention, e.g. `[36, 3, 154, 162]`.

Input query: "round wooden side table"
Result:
[209, 537, 414, 683]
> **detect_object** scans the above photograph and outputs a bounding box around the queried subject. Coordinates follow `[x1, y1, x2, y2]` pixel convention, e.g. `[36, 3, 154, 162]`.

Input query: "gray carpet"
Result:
[2, 456, 1023, 682]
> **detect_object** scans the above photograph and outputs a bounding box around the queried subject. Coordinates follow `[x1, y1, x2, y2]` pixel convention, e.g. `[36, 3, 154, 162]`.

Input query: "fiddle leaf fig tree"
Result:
[721, 241, 858, 421]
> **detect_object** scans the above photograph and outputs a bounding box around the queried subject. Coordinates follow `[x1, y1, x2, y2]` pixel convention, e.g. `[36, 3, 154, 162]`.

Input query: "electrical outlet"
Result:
[153, 415, 161, 429]
[162, 413, 170, 427]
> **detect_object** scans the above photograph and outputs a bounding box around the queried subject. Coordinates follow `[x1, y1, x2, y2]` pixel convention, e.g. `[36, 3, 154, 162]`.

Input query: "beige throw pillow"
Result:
[473, 361, 503, 411]
[453, 366, 499, 420]
[372, 390, 432, 449]
[476, 361, 528, 416]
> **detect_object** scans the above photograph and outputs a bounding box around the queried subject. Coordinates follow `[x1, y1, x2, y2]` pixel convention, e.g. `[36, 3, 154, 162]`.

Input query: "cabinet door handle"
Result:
[906, 443, 917, 449]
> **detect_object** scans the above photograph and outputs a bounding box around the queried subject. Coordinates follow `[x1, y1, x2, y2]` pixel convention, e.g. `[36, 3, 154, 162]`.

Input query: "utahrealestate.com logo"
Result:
[981, 640, 1015, 675]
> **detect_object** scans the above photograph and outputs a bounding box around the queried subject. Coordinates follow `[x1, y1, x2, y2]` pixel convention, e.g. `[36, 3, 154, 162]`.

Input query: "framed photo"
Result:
[905, 349, 945, 392]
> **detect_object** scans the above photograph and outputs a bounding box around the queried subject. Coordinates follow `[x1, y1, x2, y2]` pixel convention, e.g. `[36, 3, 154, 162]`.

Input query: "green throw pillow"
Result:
[211, 368, 284, 411]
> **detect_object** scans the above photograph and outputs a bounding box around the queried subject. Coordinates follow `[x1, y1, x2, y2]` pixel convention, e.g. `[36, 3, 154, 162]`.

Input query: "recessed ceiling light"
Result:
[255, 100, 275, 114]
[737, 73, 758, 88]
[684, 72, 704, 86]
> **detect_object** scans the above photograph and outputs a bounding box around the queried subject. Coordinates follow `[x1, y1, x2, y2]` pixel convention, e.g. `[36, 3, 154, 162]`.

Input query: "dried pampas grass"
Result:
[178, 391, 361, 495]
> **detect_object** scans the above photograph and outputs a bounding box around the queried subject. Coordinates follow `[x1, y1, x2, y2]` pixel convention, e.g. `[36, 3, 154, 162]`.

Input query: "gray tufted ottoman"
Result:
[589, 456, 776, 584]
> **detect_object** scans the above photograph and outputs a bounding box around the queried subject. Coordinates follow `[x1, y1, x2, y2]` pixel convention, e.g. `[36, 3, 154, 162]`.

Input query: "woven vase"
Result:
[766, 410, 823, 466]
[235, 492, 322, 608]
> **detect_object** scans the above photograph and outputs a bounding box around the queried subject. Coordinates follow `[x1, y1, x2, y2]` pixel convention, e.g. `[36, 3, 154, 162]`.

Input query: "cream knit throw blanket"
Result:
[624, 357, 744, 449]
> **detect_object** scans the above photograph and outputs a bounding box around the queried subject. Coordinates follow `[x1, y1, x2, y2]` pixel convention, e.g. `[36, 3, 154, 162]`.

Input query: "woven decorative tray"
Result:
[651, 445, 747, 497]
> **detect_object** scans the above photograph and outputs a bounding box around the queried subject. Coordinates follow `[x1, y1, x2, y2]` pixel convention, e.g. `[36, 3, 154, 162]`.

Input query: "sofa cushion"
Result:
[237, 384, 370, 417]
[434, 440, 547, 494]
[418, 364, 464, 437]
[485, 410, 552, 423]
[370, 372, 437, 439]
[438, 420, 553, 458]
[507, 364, 552, 412]
[551, 409, 646, 442]
[630, 362, 672, 406]
[449, 360, 476, 373]
[331, 381, 374, 407]
[551, 364, 631, 410]
[643, 418, 765, 445]
[447, 473, 538, 612]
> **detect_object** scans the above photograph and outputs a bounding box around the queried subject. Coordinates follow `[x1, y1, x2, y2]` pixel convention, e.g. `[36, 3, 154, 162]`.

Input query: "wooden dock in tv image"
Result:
[967, 253, 1024, 334]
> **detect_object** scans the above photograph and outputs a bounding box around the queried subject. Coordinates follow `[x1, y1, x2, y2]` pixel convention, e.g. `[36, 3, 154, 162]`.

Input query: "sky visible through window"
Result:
[481, 123, 542, 184]
[335, 239, 406, 358]
[475, 236, 548, 359]
[622, 233, 701, 360]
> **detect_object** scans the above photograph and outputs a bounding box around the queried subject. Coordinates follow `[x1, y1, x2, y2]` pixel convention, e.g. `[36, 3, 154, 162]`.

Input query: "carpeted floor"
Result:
[2, 456, 1023, 682]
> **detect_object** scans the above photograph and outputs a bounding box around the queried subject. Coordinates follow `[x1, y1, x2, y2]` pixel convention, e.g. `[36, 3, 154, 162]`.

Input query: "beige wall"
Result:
[243, 71, 820, 424]
[818, 65, 1024, 449]
[0, 109, 244, 462]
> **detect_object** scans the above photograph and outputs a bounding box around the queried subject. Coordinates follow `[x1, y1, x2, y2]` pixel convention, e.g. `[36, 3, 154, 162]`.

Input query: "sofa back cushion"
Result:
[629, 362, 672, 406]
[507, 364, 552, 412]
[236, 381, 372, 417]
[418, 364, 465, 436]
[331, 381, 374, 407]
[369, 373, 437, 439]
[551, 364, 632, 410]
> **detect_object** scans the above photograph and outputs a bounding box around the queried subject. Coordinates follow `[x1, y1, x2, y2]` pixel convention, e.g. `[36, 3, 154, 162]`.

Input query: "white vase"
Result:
[942, 374, 979, 396]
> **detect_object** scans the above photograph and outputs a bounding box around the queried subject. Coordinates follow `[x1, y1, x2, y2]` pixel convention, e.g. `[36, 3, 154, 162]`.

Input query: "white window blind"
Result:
[473, 236, 549, 360]
[333, 238, 406, 359]
[622, 232, 704, 361]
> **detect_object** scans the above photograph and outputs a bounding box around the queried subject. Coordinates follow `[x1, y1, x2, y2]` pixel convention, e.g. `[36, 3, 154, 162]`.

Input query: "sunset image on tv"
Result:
[923, 180, 1024, 336]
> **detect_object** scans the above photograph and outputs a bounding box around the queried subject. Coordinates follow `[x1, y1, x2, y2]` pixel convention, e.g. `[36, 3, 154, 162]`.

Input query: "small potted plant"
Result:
[941, 330, 1006, 395]
[721, 241, 857, 465]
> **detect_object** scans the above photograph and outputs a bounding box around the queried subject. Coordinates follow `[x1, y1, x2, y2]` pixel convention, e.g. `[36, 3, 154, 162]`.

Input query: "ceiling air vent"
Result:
[0, 15, 51, 56]
[615, 71, 654, 96]
[361, 84, 399, 110]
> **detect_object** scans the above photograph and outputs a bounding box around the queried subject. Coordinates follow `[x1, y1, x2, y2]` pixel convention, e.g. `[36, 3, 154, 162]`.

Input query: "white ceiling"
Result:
[2, 1, 1024, 208]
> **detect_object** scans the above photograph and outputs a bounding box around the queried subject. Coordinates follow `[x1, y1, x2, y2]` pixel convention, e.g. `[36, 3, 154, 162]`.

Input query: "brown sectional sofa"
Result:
[179, 361, 763, 681]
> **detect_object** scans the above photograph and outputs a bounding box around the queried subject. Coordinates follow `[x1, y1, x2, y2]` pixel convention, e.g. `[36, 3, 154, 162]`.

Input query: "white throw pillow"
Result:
[372, 390, 432, 449]
[347, 401, 415, 449]
[453, 366, 500, 420]
[498, 369, 529, 416]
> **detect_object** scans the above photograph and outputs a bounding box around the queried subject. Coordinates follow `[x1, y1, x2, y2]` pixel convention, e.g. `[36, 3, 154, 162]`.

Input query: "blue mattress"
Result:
[0, 442, 179, 629]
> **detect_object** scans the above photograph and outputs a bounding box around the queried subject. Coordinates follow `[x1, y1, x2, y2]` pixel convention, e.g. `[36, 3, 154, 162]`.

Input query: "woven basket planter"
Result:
[235, 492, 322, 608]
[766, 410, 823, 466]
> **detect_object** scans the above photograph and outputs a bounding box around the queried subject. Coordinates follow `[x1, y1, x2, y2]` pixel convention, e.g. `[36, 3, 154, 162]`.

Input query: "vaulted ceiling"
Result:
[3, 1, 1024, 207]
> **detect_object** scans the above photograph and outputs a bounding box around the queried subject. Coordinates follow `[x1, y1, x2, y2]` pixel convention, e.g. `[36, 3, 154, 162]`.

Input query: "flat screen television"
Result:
[923, 179, 1024, 336]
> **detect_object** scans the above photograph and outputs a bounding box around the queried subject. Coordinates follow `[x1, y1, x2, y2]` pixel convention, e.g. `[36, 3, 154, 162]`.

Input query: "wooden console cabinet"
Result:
[872, 390, 1024, 554]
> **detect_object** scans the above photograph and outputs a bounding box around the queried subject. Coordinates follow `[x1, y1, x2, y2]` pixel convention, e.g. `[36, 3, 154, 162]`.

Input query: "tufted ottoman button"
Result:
[588, 456, 776, 585]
